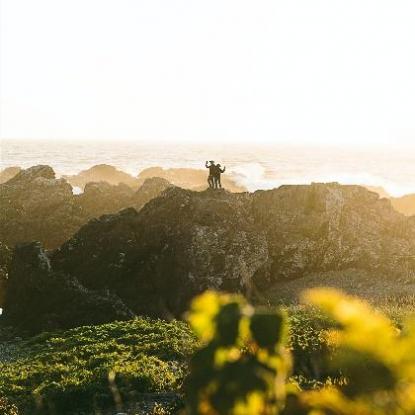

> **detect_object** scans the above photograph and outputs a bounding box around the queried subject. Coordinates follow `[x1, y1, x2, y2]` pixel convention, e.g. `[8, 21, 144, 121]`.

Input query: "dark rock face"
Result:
[137, 166, 246, 192]
[0, 166, 173, 249]
[64, 164, 140, 190]
[0, 166, 21, 184]
[251, 184, 413, 282]
[3, 242, 134, 333]
[51, 183, 415, 318]
[52, 189, 268, 317]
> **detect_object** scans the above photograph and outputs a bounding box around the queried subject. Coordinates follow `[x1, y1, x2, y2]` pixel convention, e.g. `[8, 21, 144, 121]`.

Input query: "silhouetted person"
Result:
[205, 160, 216, 188]
[213, 163, 226, 189]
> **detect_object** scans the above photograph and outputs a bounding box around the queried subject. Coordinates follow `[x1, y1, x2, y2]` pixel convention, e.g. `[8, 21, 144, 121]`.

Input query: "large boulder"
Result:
[252, 183, 413, 281]
[64, 164, 140, 190]
[52, 188, 269, 317]
[3, 242, 134, 333]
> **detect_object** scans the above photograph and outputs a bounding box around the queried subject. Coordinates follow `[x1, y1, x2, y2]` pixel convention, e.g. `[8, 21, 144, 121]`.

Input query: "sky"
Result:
[1, 0, 415, 147]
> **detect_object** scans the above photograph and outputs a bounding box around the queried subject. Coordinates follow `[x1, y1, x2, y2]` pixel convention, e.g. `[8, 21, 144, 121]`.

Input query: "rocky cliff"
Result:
[4, 183, 414, 332]
[0, 166, 172, 249]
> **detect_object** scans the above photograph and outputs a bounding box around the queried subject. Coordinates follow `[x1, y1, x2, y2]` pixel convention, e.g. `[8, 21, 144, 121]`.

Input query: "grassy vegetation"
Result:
[1, 299, 414, 414]
[0, 318, 197, 414]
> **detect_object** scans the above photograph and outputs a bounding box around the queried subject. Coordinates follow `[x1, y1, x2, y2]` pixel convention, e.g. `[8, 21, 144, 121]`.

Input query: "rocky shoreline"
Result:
[1, 164, 415, 333]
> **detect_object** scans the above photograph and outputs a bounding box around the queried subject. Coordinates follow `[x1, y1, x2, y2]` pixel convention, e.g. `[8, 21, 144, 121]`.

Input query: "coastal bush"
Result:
[0, 318, 197, 414]
[184, 289, 415, 415]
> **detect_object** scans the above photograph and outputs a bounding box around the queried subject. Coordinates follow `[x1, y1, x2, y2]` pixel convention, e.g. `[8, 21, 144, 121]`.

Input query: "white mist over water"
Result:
[1, 139, 415, 197]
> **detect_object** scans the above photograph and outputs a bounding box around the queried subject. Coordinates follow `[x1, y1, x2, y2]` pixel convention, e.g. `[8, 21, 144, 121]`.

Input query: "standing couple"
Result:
[205, 160, 226, 189]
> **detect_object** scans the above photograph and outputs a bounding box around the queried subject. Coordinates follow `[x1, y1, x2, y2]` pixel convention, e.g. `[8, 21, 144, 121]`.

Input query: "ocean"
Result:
[1, 139, 415, 197]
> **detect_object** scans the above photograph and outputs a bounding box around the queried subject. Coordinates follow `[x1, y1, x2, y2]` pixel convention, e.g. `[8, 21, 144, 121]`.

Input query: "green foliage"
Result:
[185, 291, 291, 414]
[0, 318, 197, 414]
[0, 397, 19, 415]
[185, 289, 415, 415]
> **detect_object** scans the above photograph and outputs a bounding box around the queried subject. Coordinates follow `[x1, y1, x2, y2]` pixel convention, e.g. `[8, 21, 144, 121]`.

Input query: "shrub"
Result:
[184, 288, 415, 415]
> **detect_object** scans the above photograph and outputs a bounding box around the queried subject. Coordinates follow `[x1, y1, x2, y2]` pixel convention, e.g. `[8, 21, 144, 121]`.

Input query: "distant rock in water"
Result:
[3, 242, 134, 333]
[137, 166, 246, 192]
[392, 194, 415, 217]
[64, 164, 140, 190]
[0, 166, 21, 184]
[0, 165, 173, 249]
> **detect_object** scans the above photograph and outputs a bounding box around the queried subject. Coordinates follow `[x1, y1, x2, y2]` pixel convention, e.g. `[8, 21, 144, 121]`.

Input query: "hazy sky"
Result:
[1, 0, 415, 146]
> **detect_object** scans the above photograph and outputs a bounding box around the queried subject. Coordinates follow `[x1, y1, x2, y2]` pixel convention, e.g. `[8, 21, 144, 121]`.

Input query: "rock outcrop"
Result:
[137, 166, 246, 192]
[52, 189, 268, 318]
[64, 164, 140, 189]
[0, 166, 173, 249]
[0, 167, 21, 184]
[251, 183, 412, 283]
[3, 242, 134, 332]
[49, 184, 414, 318]
[0, 165, 79, 249]
[3, 181, 415, 331]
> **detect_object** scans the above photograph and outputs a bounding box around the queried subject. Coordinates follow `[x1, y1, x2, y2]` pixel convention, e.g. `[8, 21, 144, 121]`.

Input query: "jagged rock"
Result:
[0, 167, 21, 184]
[64, 164, 140, 189]
[132, 177, 173, 210]
[0, 166, 173, 249]
[3, 242, 134, 332]
[137, 166, 246, 192]
[50, 184, 415, 319]
[251, 183, 413, 281]
[52, 189, 269, 317]
[0, 165, 79, 249]
[76, 181, 135, 216]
